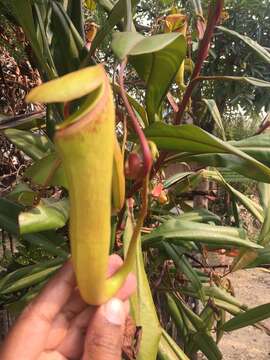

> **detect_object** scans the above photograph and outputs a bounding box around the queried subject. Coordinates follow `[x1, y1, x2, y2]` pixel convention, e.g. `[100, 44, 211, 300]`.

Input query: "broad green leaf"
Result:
[142, 219, 262, 250]
[25, 152, 68, 189]
[112, 31, 144, 59]
[112, 32, 186, 122]
[0, 198, 68, 258]
[223, 303, 270, 331]
[19, 198, 69, 234]
[89, 0, 139, 55]
[202, 99, 226, 140]
[123, 214, 161, 360]
[7, 183, 36, 207]
[4, 128, 54, 161]
[218, 26, 270, 65]
[129, 34, 186, 123]
[0, 198, 22, 235]
[145, 123, 270, 183]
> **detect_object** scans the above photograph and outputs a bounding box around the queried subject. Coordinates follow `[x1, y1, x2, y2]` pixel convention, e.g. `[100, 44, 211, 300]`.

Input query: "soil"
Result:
[219, 268, 270, 360]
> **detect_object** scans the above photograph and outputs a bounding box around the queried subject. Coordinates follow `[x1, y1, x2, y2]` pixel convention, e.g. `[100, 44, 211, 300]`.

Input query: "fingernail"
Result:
[104, 298, 124, 325]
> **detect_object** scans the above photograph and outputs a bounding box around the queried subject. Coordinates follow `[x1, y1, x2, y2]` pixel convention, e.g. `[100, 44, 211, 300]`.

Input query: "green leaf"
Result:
[204, 170, 264, 223]
[166, 293, 188, 336]
[0, 198, 68, 258]
[4, 129, 54, 161]
[6, 0, 54, 79]
[159, 329, 190, 360]
[218, 26, 270, 65]
[7, 183, 36, 207]
[90, 0, 139, 55]
[142, 219, 261, 250]
[248, 246, 270, 268]
[113, 32, 186, 123]
[145, 123, 270, 183]
[51, 1, 85, 75]
[190, 332, 222, 360]
[175, 208, 221, 224]
[258, 183, 270, 212]
[0, 198, 22, 235]
[0, 260, 64, 295]
[129, 34, 186, 123]
[123, 214, 161, 360]
[19, 198, 69, 234]
[202, 75, 270, 88]
[202, 99, 226, 140]
[164, 244, 204, 300]
[0, 259, 63, 295]
[223, 303, 270, 331]
[25, 152, 68, 189]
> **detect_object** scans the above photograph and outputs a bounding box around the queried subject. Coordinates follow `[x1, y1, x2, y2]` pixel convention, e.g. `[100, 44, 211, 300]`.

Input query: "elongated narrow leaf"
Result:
[142, 219, 261, 250]
[19, 198, 69, 234]
[0, 263, 62, 295]
[7, 0, 54, 79]
[164, 243, 204, 300]
[202, 75, 270, 87]
[223, 303, 270, 331]
[218, 26, 270, 65]
[0, 258, 64, 294]
[204, 170, 264, 222]
[176, 208, 221, 224]
[258, 183, 270, 212]
[144, 123, 270, 183]
[202, 99, 226, 140]
[191, 332, 222, 360]
[4, 128, 54, 161]
[51, 2, 85, 75]
[123, 215, 161, 359]
[159, 329, 190, 360]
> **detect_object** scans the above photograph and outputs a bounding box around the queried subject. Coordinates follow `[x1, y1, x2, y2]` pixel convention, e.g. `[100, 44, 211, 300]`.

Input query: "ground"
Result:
[219, 268, 270, 360]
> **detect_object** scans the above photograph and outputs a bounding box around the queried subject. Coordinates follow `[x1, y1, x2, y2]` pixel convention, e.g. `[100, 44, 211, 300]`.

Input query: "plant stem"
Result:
[119, 58, 153, 177]
[174, 0, 224, 125]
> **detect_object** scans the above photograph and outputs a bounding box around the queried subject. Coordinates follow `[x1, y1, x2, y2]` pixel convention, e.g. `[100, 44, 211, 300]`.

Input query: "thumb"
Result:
[82, 298, 127, 360]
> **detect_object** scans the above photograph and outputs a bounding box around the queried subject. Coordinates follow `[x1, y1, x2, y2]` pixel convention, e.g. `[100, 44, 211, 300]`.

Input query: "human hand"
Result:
[0, 255, 136, 360]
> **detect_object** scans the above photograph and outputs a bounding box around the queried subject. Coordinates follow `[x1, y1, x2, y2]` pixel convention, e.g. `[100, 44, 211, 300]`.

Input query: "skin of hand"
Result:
[0, 254, 136, 360]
